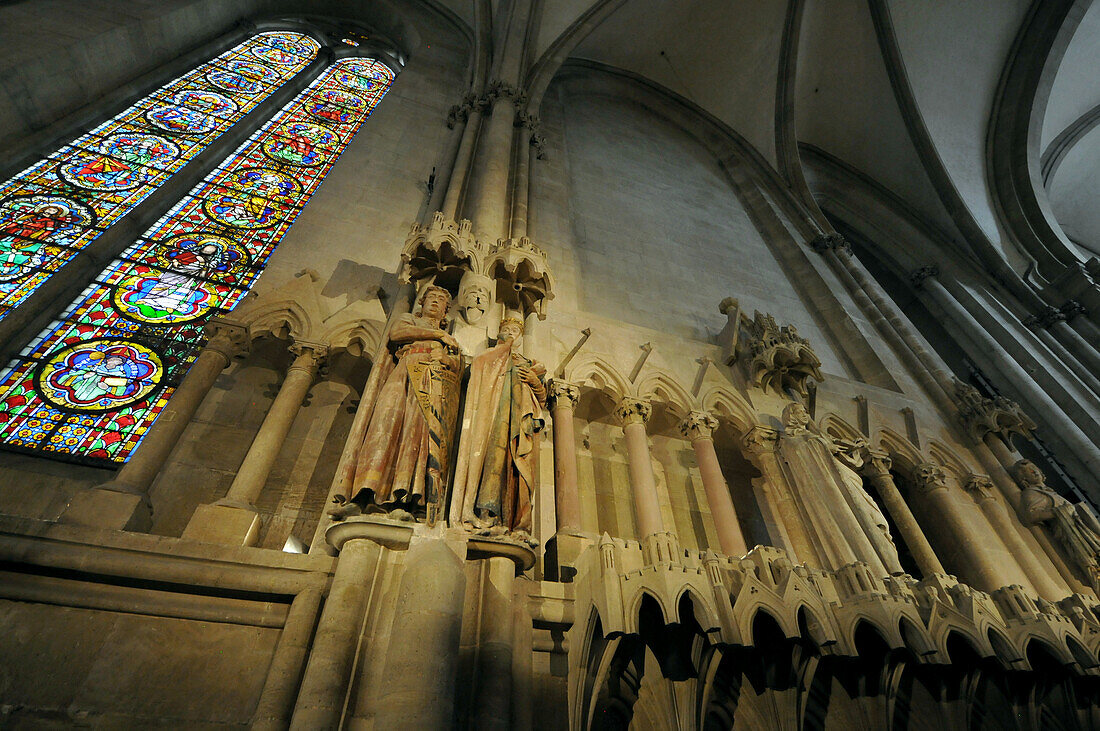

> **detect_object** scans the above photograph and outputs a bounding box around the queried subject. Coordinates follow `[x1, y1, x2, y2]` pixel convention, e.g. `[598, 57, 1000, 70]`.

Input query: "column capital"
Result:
[953, 379, 1035, 443]
[808, 232, 848, 254]
[288, 340, 328, 374]
[547, 379, 580, 410]
[1060, 300, 1087, 321]
[909, 264, 940, 289]
[910, 462, 948, 494]
[204, 319, 250, 362]
[741, 425, 779, 455]
[615, 397, 651, 427]
[964, 474, 996, 501]
[1023, 305, 1066, 330]
[679, 411, 719, 442]
[859, 448, 893, 478]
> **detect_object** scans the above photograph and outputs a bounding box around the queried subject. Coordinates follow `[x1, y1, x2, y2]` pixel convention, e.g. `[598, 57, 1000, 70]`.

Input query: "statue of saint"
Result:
[1014, 459, 1100, 589]
[329, 286, 463, 521]
[449, 316, 546, 542]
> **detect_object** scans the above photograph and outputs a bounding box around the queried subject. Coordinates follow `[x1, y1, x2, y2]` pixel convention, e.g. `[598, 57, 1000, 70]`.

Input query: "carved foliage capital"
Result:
[909, 265, 940, 289]
[288, 340, 329, 374]
[204, 319, 250, 361]
[547, 380, 580, 410]
[679, 411, 719, 442]
[859, 448, 893, 478]
[808, 232, 849, 255]
[616, 398, 651, 426]
[910, 463, 948, 494]
[1060, 300, 1087, 321]
[964, 474, 996, 501]
[742, 425, 779, 455]
[1025, 305, 1066, 329]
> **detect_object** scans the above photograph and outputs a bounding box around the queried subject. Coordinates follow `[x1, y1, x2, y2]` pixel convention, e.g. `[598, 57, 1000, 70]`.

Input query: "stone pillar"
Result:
[679, 411, 748, 557]
[963, 475, 1066, 600]
[290, 538, 382, 729]
[471, 556, 516, 731]
[741, 426, 807, 563]
[183, 341, 326, 547]
[252, 588, 323, 730]
[860, 451, 945, 578]
[908, 463, 1024, 592]
[548, 380, 582, 533]
[371, 538, 467, 730]
[614, 398, 663, 540]
[61, 320, 249, 532]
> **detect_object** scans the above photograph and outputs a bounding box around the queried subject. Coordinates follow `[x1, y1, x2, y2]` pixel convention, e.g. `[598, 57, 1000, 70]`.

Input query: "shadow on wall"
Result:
[320, 259, 400, 312]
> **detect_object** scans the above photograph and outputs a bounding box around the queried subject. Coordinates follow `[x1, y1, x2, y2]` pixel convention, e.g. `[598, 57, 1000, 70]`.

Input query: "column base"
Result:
[59, 485, 151, 532]
[182, 502, 261, 546]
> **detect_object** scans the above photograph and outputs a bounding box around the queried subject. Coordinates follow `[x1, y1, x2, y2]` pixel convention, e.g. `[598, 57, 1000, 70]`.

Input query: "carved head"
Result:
[457, 272, 493, 325]
[498, 316, 524, 344]
[1012, 459, 1046, 489]
[782, 402, 811, 431]
[417, 285, 452, 321]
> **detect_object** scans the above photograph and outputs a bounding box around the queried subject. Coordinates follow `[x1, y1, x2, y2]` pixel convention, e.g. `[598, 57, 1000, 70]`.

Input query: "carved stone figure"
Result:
[776, 404, 891, 574]
[1013, 459, 1100, 589]
[831, 439, 905, 575]
[457, 271, 493, 325]
[330, 286, 463, 521]
[450, 316, 546, 543]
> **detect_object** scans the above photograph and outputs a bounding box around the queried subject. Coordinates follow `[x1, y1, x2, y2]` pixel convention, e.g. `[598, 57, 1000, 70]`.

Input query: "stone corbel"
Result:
[742, 311, 824, 396]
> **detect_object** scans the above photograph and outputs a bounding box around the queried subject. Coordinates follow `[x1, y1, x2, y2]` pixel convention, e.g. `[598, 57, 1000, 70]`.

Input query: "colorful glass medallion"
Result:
[35, 339, 162, 412]
[145, 90, 238, 135]
[203, 186, 295, 229]
[206, 60, 278, 94]
[0, 195, 95, 282]
[250, 44, 301, 66]
[261, 123, 338, 166]
[113, 233, 248, 324]
[59, 134, 179, 191]
[307, 90, 366, 124]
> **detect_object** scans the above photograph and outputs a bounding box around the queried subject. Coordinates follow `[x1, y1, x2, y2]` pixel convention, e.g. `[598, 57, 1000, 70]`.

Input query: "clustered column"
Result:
[679, 411, 748, 557]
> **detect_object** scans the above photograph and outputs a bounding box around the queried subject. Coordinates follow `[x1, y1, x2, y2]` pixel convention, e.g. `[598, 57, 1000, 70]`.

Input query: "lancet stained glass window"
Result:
[0, 31, 319, 322]
[0, 58, 394, 464]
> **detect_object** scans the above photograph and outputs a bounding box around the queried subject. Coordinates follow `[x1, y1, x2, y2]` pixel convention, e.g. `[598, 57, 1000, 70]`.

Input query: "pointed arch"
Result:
[876, 428, 925, 474]
[818, 412, 865, 443]
[635, 369, 694, 417]
[565, 353, 631, 401]
[699, 385, 755, 434]
[927, 440, 976, 485]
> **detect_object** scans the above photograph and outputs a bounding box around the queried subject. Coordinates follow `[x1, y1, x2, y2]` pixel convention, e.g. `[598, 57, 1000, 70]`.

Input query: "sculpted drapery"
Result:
[450, 317, 546, 540]
[330, 286, 463, 521]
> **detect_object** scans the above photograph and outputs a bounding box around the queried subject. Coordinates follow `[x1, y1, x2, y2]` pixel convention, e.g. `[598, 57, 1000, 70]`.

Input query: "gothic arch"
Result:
[927, 440, 978, 486]
[818, 412, 865, 444]
[565, 354, 631, 402]
[635, 370, 695, 419]
[700, 385, 756, 434]
[875, 428, 925, 475]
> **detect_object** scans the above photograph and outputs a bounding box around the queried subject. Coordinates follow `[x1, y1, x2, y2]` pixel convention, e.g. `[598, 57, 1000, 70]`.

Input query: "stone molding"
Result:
[615, 397, 652, 427]
[678, 411, 718, 442]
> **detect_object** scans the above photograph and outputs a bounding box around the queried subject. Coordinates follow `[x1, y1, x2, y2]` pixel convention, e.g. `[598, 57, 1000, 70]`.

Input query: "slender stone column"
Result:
[60, 320, 249, 531]
[183, 341, 327, 546]
[740, 426, 805, 562]
[252, 588, 323, 730]
[963, 474, 1065, 600]
[615, 398, 663, 540]
[680, 411, 748, 557]
[859, 451, 945, 578]
[548, 380, 582, 533]
[908, 463, 1025, 592]
[371, 538, 466, 729]
[290, 538, 382, 729]
[471, 556, 516, 731]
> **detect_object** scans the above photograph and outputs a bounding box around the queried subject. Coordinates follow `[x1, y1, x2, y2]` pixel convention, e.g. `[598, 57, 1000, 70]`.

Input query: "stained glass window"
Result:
[0, 58, 395, 464]
[0, 31, 319, 323]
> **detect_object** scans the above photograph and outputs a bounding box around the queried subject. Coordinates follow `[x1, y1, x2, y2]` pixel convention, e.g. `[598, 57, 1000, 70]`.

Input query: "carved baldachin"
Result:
[743, 311, 824, 397]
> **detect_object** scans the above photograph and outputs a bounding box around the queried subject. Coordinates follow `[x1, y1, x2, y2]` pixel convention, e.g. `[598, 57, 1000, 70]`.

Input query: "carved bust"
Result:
[457, 272, 493, 325]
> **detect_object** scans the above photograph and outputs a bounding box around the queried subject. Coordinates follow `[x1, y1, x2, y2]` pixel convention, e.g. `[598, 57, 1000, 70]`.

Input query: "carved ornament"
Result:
[1060, 300, 1087, 321]
[547, 380, 580, 410]
[910, 463, 948, 494]
[679, 411, 719, 442]
[204, 318, 251, 361]
[1023, 305, 1067, 329]
[741, 425, 779, 455]
[953, 380, 1035, 444]
[909, 265, 940, 289]
[400, 212, 485, 285]
[743, 311, 824, 396]
[615, 398, 651, 427]
[485, 236, 556, 319]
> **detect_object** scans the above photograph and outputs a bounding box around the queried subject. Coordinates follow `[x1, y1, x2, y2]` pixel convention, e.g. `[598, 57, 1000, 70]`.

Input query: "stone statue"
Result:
[776, 403, 892, 575]
[456, 271, 493, 325]
[449, 316, 546, 543]
[1013, 459, 1100, 589]
[831, 438, 904, 575]
[330, 286, 463, 522]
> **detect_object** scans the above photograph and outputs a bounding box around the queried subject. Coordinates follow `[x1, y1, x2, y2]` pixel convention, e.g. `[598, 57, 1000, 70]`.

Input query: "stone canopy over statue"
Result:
[329, 285, 464, 522]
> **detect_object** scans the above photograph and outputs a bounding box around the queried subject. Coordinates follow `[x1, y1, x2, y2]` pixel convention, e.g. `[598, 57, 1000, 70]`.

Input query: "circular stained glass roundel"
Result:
[0, 194, 96, 283]
[257, 32, 318, 58]
[58, 133, 179, 191]
[207, 60, 278, 94]
[307, 89, 366, 125]
[202, 169, 297, 229]
[35, 338, 163, 412]
[145, 89, 238, 135]
[113, 233, 250, 325]
[261, 122, 338, 166]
